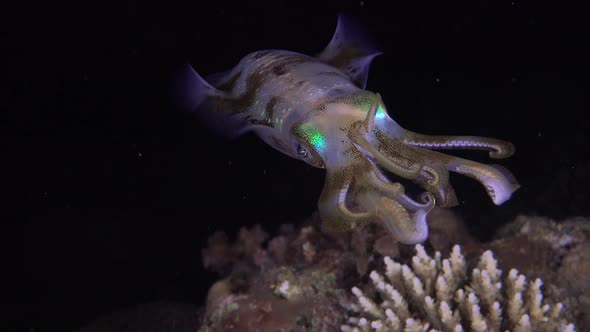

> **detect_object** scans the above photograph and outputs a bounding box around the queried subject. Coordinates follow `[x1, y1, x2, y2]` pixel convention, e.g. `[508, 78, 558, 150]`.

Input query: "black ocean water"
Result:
[4, 0, 589, 330]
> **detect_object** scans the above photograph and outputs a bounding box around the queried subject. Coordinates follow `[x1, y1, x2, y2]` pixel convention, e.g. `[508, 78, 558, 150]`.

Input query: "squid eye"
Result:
[297, 144, 308, 158]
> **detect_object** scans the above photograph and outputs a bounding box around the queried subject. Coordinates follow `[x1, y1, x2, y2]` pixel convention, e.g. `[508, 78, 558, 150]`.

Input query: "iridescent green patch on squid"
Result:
[297, 122, 327, 154]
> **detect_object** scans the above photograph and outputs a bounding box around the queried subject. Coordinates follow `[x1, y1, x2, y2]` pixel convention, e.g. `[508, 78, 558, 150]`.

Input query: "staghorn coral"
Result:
[342, 244, 575, 332]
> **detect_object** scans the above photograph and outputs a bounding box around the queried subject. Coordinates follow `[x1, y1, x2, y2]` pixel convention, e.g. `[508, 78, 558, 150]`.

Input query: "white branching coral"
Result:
[342, 244, 575, 332]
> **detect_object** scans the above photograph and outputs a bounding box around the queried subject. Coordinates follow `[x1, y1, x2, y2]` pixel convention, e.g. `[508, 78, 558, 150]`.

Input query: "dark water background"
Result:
[4, 0, 589, 330]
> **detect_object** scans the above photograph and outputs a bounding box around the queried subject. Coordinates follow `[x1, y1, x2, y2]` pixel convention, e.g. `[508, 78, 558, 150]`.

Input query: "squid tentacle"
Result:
[365, 168, 435, 211]
[377, 196, 429, 244]
[356, 163, 434, 243]
[374, 106, 515, 159]
[319, 155, 435, 244]
[368, 128, 459, 207]
[335, 183, 371, 219]
[356, 192, 430, 244]
[401, 134, 515, 159]
[414, 147, 520, 205]
[414, 163, 459, 207]
[352, 137, 422, 178]
[420, 165, 441, 185]
[398, 191, 436, 212]
[318, 168, 371, 232]
[451, 162, 519, 204]
[365, 169, 405, 197]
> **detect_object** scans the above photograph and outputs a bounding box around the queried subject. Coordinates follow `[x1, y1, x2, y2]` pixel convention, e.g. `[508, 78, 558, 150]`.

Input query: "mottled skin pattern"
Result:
[180, 15, 520, 244]
[209, 50, 359, 159]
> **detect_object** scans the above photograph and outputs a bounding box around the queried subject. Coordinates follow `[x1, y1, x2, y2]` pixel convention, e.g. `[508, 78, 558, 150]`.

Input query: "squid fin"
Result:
[318, 13, 383, 89]
[173, 63, 222, 112]
[172, 64, 247, 139]
[205, 70, 232, 88]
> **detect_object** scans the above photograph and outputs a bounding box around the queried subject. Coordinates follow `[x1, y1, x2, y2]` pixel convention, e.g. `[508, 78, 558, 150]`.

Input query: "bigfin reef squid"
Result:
[174, 14, 520, 244]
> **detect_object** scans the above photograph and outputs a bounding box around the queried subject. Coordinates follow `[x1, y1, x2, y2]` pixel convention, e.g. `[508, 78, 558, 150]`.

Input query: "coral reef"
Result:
[198, 215, 357, 331]
[341, 244, 575, 332]
[488, 215, 590, 330]
[197, 211, 588, 332]
[198, 267, 345, 331]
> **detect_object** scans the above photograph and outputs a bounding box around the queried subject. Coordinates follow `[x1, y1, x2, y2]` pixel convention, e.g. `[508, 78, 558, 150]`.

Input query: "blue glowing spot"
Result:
[376, 105, 386, 120]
